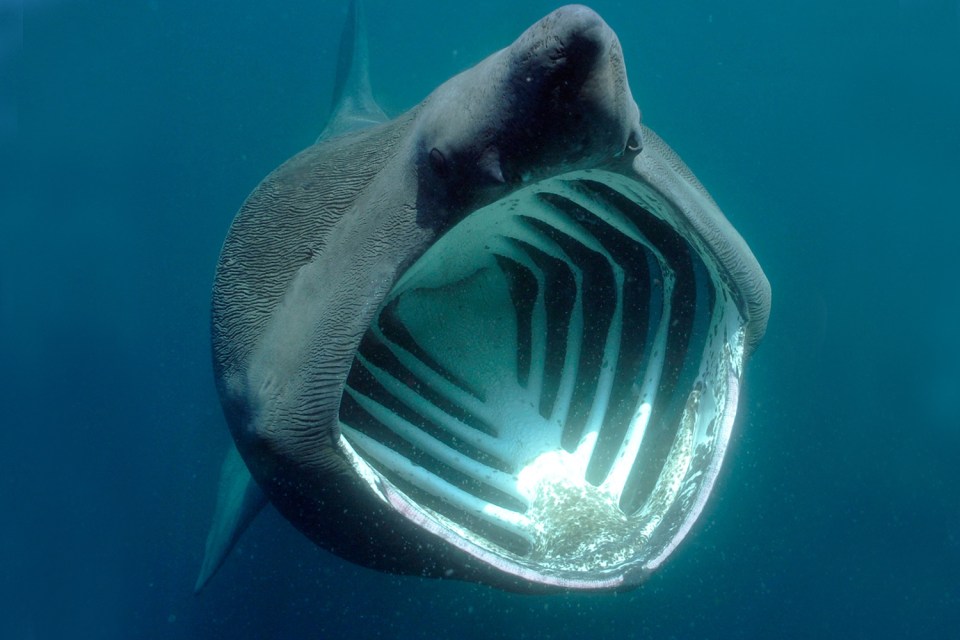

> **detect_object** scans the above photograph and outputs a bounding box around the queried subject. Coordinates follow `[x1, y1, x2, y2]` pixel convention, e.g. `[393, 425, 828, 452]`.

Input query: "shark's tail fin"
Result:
[318, 0, 388, 141]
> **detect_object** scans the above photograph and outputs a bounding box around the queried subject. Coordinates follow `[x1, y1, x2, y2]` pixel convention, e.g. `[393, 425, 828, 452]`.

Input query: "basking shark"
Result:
[196, 2, 770, 593]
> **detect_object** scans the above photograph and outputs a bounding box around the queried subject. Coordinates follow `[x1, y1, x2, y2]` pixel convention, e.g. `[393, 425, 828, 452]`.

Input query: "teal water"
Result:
[1, 1, 958, 638]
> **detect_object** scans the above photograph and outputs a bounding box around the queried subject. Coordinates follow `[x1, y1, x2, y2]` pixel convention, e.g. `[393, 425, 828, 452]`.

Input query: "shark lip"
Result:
[337, 164, 750, 588]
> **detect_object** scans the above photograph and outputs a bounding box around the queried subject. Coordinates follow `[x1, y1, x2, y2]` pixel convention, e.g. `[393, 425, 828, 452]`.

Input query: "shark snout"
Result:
[518, 5, 643, 156]
[519, 4, 616, 74]
[548, 5, 614, 56]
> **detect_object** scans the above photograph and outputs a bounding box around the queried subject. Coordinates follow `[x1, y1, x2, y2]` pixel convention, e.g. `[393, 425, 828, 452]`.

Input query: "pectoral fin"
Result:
[194, 444, 267, 593]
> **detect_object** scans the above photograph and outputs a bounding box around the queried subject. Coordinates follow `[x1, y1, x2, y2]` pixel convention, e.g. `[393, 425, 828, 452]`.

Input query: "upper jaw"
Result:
[410, 6, 642, 224]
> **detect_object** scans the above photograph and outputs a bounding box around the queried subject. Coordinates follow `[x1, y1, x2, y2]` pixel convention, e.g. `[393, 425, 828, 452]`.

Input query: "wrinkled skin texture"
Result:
[210, 5, 769, 592]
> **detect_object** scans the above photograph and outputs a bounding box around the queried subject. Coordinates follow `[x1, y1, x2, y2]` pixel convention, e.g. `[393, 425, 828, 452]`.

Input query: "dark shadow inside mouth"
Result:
[338, 168, 739, 573]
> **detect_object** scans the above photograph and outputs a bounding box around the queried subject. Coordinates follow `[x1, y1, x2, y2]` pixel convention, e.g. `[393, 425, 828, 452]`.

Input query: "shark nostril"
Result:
[626, 129, 643, 153]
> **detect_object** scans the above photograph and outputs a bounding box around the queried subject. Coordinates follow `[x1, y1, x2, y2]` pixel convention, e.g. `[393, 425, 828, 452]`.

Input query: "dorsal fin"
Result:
[318, 0, 388, 141]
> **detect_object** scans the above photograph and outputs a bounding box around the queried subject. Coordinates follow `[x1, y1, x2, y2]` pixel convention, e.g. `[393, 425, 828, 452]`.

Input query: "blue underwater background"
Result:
[2, 0, 959, 638]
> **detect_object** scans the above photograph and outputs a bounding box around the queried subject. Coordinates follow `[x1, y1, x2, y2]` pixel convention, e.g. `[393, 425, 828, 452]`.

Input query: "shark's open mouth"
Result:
[338, 168, 747, 585]
[199, 2, 770, 596]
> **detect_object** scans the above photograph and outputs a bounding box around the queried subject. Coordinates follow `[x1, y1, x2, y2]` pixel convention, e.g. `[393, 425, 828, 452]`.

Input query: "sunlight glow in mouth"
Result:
[337, 168, 746, 579]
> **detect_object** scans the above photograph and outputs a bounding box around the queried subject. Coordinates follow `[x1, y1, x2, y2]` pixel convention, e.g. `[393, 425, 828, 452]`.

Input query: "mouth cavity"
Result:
[339, 168, 745, 582]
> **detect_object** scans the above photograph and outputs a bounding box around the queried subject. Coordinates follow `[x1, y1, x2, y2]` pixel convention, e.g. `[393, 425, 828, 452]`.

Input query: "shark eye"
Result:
[429, 147, 447, 174]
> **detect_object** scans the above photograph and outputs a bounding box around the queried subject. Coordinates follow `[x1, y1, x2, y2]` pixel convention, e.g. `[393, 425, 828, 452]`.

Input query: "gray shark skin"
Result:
[193, 0, 384, 594]
[201, 3, 770, 593]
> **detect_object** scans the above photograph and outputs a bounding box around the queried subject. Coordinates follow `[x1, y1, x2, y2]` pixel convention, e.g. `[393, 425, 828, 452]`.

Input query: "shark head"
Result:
[201, 2, 770, 593]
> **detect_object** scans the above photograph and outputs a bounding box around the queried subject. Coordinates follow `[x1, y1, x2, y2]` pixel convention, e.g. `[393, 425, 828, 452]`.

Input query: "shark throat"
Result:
[338, 168, 746, 584]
